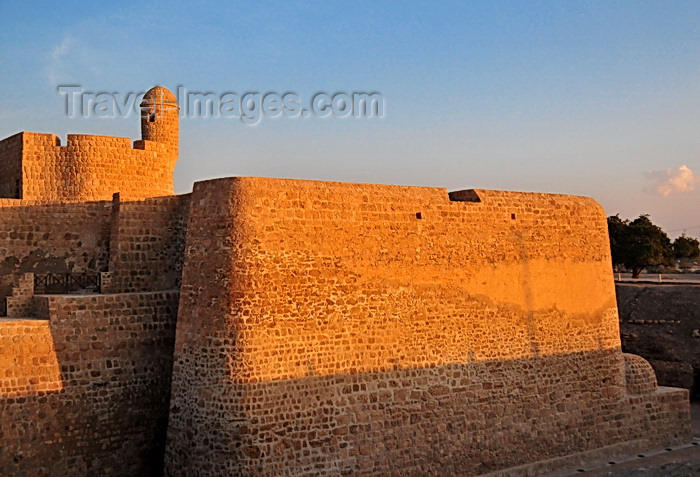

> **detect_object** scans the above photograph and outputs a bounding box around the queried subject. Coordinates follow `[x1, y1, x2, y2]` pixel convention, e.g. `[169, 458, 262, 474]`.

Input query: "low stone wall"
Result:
[0, 291, 179, 476]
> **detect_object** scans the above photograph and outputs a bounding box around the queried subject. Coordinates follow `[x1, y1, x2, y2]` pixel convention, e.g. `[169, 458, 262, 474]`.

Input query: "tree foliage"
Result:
[607, 214, 673, 278]
[673, 233, 700, 259]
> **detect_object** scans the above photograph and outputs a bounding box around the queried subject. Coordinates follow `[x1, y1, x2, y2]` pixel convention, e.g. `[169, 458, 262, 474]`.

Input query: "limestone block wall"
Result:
[0, 132, 176, 202]
[0, 199, 112, 302]
[165, 177, 690, 476]
[109, 193, 190, 293]
[0, 193, 188, 306]
[0, 291, 179, 476]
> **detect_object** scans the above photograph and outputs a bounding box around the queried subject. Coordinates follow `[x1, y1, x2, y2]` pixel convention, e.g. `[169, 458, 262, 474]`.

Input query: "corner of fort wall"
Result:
[0, 132, 26, 198]
[0, 193, 189, 476]
[165, 177, 690, 475]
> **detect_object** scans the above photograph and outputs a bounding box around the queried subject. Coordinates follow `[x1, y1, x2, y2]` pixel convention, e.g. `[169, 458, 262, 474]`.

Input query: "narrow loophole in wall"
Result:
[416, 212, 422, 220]
[149, 112, 156, 122]
[511, 213, 516, 220]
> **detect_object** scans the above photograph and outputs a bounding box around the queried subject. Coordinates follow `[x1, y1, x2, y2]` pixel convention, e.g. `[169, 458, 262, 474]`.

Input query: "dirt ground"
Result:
[616, 283, 699, 397]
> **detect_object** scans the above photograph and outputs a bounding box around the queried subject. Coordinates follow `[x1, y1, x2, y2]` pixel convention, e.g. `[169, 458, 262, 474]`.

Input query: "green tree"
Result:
[673, 233, 700, 259]
[606, 214, 673, 278]
[607, 214, 629, 271]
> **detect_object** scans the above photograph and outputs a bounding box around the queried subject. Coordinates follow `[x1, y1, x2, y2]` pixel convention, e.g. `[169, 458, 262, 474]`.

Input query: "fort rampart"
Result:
[0, 86, 691, 476]
[0, 193, 189, 303]
[164, 177, 690, 475]
[0, 199, 112, 300]
[108, 194, 190, 293]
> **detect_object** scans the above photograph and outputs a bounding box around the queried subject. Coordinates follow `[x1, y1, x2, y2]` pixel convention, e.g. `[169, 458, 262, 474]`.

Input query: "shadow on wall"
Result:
[160, 177, 690, 476]
[0, 201, 114, 305]
[0, 194, 190, 315]
[164, 347, 690, 476]
[0, 291, 179, 477]
[616, 283, 700, 401]
[0, 308, 689, 476]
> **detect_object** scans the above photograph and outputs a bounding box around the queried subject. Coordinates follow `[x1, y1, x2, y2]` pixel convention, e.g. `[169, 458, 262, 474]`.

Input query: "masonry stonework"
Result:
[108, 193, 190, 293]
[0, 86, 692, 476]
[164, 177, 690, 475]
[0, 292, 179, 476]
[0, 199, 112, 300]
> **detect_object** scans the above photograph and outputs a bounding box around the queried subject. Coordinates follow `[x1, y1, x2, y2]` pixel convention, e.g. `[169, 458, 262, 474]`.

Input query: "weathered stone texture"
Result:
[6, 272, 35, 317]
[624, 352, 658, 395]
[99, 271, 114, 293]
[109, 193, 190, 293]
[0, 193, 188, 306]
[0, 133, 23, 198]
[0, 291, 179, 476]
[14, 132, 176, 201]
[617, 283, 700, 398]
[0, 86, 692, 476]
[165, 177, 690, 476]
[140, 86, 179, 147]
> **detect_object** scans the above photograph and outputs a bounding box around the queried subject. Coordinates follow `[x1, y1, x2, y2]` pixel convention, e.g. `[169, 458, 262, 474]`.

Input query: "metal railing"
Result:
[34, 272, 101, 294]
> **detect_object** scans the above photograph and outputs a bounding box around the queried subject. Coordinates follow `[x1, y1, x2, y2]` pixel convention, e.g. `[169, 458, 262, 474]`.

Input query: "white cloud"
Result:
[644, 165, 699, 196]
[47, 36, 74, 83]
[46, 34, 103, 85]
[52, 36, 72, 60]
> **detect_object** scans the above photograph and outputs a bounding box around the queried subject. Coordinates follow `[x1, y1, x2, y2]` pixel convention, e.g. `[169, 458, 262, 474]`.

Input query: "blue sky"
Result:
[1, 1, 699, 236]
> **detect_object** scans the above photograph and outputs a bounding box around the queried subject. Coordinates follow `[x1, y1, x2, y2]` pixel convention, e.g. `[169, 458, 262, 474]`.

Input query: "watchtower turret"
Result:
[140, 86, 179, 153]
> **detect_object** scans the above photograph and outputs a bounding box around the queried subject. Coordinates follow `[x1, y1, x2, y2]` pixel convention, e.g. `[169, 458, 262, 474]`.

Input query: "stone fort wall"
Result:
[0, 133, 22, 198]
[0, 291, 179, 476]
[0, 85, 179, 203]
[0, 85, 186, 474]
[0, 84, 691, 475]
[108, 193, 190, 294]
[0, 132, 176, 201]
[0, 193, 188, 476]
[165, 177, 690, 475]
[0, 194, 189, 305]
[0, 198, 112, 301]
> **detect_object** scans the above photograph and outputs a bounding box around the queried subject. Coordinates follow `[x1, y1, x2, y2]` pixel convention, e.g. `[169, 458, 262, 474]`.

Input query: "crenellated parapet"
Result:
[0, 86, 179, 202]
